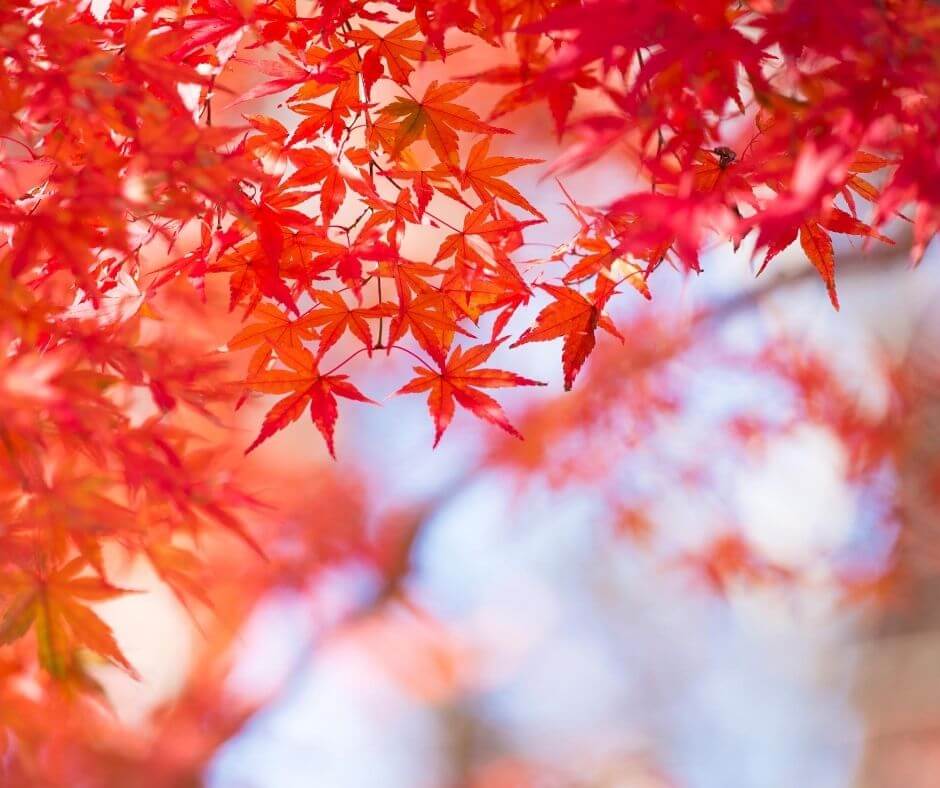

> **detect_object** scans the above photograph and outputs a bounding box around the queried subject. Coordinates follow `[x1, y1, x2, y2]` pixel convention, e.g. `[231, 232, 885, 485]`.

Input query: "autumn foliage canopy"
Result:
[1, 0, 939, 782]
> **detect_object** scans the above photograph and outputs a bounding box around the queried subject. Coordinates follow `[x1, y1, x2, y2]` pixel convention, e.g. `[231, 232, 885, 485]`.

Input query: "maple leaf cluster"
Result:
[204, 0, 938, 453]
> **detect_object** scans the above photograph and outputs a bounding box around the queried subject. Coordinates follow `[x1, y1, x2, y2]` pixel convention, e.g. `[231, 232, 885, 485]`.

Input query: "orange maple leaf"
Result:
[458, 137, 544, 219]
[306, 289, 393, 358]
[228, 302, 319, 379]
[563, 236, 652, 299]
[761, 206, 894, 309]
[397, 341, 544, 446]
[387, 289, 474, 366]
[283, 147, 347, 225]
[381, 81, 510, 165]
[434, 201, 539, 266]
[799, 222, 838, 309]
[347, 20, 442, 90]
[0, 558, 137, 679]
[245, 346, 373, 457]
[511, 283, 623, 390]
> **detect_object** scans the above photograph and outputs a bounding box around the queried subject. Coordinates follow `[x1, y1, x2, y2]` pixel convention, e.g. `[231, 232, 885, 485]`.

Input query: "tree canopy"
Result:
[0, 0, 938, 783]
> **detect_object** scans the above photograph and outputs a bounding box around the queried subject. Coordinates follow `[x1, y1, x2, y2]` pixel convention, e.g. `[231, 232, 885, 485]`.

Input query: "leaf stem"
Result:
[322, 347, 369, 376]
[388, 344, 437, 370]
